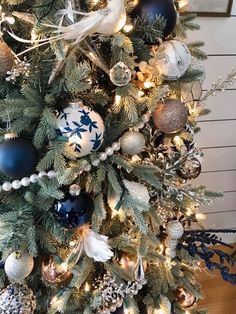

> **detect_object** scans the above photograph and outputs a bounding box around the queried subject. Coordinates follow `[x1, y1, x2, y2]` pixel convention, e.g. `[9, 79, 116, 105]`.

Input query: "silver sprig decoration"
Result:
[6, 57, 30, 83]
[199, 69, 236, 105]
[93, 257, 147, 314]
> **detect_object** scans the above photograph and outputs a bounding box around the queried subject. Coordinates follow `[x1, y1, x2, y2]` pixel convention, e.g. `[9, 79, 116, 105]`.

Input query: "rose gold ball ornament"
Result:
[176, 287, 197, 308]
[153, 99, 188, 134]
[0, 42, 14, 78]
[41, 256, 73, 286]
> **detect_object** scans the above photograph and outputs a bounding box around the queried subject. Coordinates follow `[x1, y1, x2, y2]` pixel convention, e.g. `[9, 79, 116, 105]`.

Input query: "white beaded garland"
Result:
[2, 182, 12, 192]
[12, 180, 22, 190]
[47, 170, 57, 178]
[38, 171, 47, 178]
[92, 159, 100, 167]
[105, 147, 114, 156]
[21, 177, 31, 187]
[30, 174, 38, 183]
[167, 220, 184, 239]
[112, 142, 121, 151]
[99, 152, 108, 161]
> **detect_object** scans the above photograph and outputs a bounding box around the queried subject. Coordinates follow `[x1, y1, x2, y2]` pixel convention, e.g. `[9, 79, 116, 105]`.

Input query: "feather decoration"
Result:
[80, 225, 114, 262]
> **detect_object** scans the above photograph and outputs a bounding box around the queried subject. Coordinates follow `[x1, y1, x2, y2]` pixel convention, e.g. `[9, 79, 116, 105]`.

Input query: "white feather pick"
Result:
[81, 226, 113, 262]
[9, 0, 126, 56]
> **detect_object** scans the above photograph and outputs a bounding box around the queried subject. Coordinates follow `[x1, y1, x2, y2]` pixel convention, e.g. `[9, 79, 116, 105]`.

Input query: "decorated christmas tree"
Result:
[0, 0, 235, 313]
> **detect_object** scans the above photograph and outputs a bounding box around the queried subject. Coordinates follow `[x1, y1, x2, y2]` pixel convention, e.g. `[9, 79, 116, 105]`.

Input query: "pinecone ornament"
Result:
[0, 42, 14, 78]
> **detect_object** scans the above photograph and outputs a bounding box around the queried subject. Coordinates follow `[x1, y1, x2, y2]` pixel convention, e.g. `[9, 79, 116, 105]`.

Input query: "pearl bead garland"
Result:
[0, 111, 151, 193]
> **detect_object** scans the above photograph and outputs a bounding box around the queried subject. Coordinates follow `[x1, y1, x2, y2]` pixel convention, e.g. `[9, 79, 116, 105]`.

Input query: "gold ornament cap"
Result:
[4, 132, 18, 140]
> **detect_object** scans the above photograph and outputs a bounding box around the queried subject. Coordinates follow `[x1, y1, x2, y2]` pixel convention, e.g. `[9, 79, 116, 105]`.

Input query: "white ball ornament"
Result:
[30, 174, 38, 183]
[56, 101, 105, 158]
[123, 179, 150, 206]
[167, 220, 184, 240]
[12, 180, 21, 190]
[120, 131, 145, 156]
[5, 252, 34, 282]
[2, 182, 12, 192]
[154, 40, 191, 81]
[21, 177, 31, 187]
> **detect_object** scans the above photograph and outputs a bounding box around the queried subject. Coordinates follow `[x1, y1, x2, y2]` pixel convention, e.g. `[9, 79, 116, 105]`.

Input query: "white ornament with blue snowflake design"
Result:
[56, 101, 105, 158]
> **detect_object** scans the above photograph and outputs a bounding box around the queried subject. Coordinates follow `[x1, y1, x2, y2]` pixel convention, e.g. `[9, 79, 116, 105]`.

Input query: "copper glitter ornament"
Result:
[153, 99, 188, 134]
[41, 256, 73, 286]
[0, 42, 14, 78]
[175, 287, 197, 308]
[178, 158, 202, 180]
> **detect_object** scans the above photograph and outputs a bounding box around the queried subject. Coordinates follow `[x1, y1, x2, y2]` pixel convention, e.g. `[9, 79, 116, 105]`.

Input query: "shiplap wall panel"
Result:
[199, 90, 236, 121]
[202, 56, 236, 90]
[205, 212, 236, 229]
[194, 171, 236, 192]
[195, 120, 236, 148]
[204, 192, 236, 213]
[187, 18, 236, 54]
[202, 147, 236, 172]
[232, 0, 236, 14]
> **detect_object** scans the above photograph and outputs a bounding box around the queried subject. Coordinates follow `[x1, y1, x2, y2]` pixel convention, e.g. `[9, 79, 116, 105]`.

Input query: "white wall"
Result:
[187, 5, 236, 243]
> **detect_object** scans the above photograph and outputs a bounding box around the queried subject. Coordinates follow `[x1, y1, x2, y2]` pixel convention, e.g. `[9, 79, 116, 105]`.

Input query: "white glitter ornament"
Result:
[152, 295, 171, 314]
[4, 252, 34, 282]
[166, 220, 184, 240]
[0, 283, 36, 314]
[56, 101, 104, 158]
[120, 131, 145, 155]
[110, 61, 132, 86]
[154, 40, 191, 81]
[123, 179, 150, 205]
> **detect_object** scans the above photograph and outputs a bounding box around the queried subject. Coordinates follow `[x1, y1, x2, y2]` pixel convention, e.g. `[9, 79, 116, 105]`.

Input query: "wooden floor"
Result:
[197, 244, 236, 314]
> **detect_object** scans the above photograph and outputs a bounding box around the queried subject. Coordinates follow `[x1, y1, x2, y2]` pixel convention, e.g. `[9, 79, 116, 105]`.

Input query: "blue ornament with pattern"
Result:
[56, 101, 105, 158]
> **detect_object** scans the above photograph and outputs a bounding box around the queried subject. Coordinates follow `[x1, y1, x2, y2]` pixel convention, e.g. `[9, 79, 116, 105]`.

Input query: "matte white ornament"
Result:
[21, 177, 30, 187]
[56, 101, 105, 158]
[12, 180, 21, 189]
[167, 220, 184, 239]
[123, 179, 150, 206]
[30, 174, 38, 183]
[120, 131, 145, 156]
[2, 182, 12, 191]
[154, 40, 191, 81]
[5, 253, 34, 282]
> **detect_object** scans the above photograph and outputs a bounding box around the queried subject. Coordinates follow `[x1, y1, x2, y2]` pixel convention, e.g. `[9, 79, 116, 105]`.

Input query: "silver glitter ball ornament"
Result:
[4, 252, 34, 282]
[120, 131, 145, 155]
[110, 62, 132, 87]
[0, 283, 36, 314]
[154, 40, 191, 80]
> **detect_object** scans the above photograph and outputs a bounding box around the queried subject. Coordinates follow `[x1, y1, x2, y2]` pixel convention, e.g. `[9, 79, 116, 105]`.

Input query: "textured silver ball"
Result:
[154, 40, 191, 80]
[167, 220, 184, 239]
[110, 61, 132, 87]
[120, 131, 145, 155]
[5, 252, 34, 282]
[0, 283, 36, 314]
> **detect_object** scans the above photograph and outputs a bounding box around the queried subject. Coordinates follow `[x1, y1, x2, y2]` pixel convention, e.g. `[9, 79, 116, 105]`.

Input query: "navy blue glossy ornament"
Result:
[0, 136, 38, 179]
[130, 0, 177, 38]
[53, 193, 94, 229]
